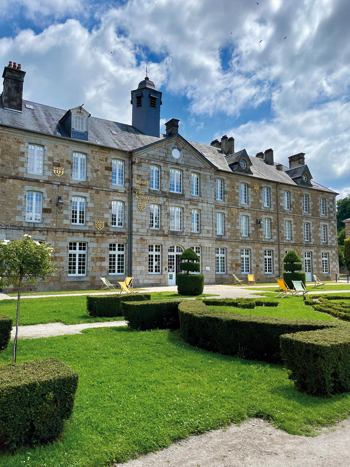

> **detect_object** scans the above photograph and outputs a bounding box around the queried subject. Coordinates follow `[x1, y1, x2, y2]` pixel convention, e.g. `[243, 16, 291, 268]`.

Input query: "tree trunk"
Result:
[12, 281, 21, 364]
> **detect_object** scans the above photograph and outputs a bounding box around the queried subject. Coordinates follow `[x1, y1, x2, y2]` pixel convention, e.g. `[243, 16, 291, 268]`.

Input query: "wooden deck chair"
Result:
[101, 277, 116, 290]
[292, 280, 309, 297]
[232, 274, 243, 285]
[125, 277, 134, 291]
[276, 279, 295, 298]
[313, 275, 326, 288]
[247, 274, 255, 285]
[118, 281, 132, 294]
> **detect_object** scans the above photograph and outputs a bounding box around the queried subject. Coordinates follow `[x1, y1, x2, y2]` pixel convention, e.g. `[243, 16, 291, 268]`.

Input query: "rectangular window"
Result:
[112, 160, 124, 186]
[68, 242, 87, 276]
[241, 249, 250, 274]
[322, 253, 329, 273]
[71, 196, 85, 225]
[215, 247, 226, 274]
[72, 153, 86, 181]
[28, 145, 44, 175]
[216, 179, 224, 201]
[26, 192, 42, 222]
[284, 191, 291, 210]
[264, 250, 273, 274]
[109, 244, 125, 275]
[150, 204, 160, 229]
[111, 201, 124, 227]
[150, 95, 157, 108]
[191, 173, 199, 196]
[241, 183, 248, 204]
[285, 220, 292, 241]
[136, 95, 142, 107]
[150, 165, 160, 190]
[322, 225, 328, 243]
[264, 218, 271, 239]
[321, 198, 326, 216]
[170, 169, 182, 193]
[73, 115, 85, 132]
[148, 244, 161, 274]
[170, 206, 182, 231]
[217, 212, 224, 235]
[241, 215, 249, 237]
[192, 209, 200, 233]
[303, 194, 310, 213]
[263, 187, 270, 208]
[304, 222, 310, 242]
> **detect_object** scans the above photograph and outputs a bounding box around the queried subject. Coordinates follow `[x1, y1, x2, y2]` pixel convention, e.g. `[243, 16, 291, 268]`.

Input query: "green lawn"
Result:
[6, 288, 145, 297]
[2, 327, 350, 467]
[245, 284, 350, 293]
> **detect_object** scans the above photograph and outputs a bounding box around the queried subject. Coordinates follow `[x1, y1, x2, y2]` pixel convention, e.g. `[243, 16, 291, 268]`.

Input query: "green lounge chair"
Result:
[292, 280, 309, 297]
[101, 277, 116, 290]
[232, 274, 243, 284]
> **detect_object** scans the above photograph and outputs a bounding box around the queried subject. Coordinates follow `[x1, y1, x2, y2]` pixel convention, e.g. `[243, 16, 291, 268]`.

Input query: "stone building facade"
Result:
[0, 61, 338, 290]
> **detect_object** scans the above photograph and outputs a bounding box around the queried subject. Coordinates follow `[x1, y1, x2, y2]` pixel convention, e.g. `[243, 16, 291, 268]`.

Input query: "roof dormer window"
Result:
[73, 115, 85, 132]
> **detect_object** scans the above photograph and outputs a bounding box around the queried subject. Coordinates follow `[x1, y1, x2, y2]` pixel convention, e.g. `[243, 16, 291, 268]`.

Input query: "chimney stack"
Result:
[256, 152, 264, 159]
[165, 118, 180, 136]
[221, 135, 229, 154]
[288, 152, 305, 169]
[210, 139, 221, 148]
[264, 148, 274, 165]
[2, 61, 26, 111]
[228, 137, 235, 154]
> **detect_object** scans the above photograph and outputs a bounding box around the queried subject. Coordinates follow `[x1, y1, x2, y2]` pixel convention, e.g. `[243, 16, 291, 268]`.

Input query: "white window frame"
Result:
[170, 169, 182, 193]
[109, 243, 125, 275]
[68, 242, 87, 276]
[73, 115, 86, 132]
[241, 215, 249, 237]
[263, 187, 271, 208]
[322, 253, 329, 273]
[72, 152, 86, 181]
[215, 247, 226, 274]
[111, 201, 124, 228]
[150, 165, 160, 190]
[264, 218, 271, 239]
[216, 179, 224, 201]
[217, 212, 224, 235]
[241, 249, 250, 274]
[28, 144, 44, 175]
[321, 224, 328, 243]
[150, 204, 160, 230]
[320, 198, 326, 216]
[71, 196, 85, 225]
[191, 173, 200, 196]
[112, 160, 124, 186]
[26, 191, 42, 223]
[284, 191, 291, 210]
[191, 209, 200, 233]
[285, 220, 292, 241]
[240, 183, 248, 205]
[148, 244, 161, 274]
[303, 194, 310, 213]
[170, 206, 183, 231]
[264, 250, 273, 274]
[304, 222, 311, 242]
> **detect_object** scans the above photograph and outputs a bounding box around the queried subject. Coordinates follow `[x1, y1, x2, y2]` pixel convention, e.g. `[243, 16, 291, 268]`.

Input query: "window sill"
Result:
[66, 276, 89, 281]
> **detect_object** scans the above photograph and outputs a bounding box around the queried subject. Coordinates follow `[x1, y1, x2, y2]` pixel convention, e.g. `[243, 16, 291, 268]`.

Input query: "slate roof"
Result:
[285, 165, 311, 179]
[0, 97, 336, 194]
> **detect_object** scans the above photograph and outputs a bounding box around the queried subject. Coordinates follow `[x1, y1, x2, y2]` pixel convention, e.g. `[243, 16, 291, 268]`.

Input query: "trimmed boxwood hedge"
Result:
[0, 358, 78, 448]
[0, 314, 12, 351]
[177, 274, 204, 296]
[281, 328, 350, 396]
[202, 298, 278, 308]
[283, 272, 306, 289]
[86, 293, 151, 317]
[313, 298, 350, 322]
[178, 301, 339, 364]
[123, 300, 182, 330]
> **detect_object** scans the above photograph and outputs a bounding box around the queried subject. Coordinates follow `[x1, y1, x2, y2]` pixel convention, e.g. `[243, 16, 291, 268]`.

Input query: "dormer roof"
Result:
[285, 164, 313, 186]
[225, 149, 253, 174]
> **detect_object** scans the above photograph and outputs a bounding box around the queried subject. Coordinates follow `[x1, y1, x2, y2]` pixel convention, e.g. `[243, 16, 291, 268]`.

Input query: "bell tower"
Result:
[131, 75, 162, 137]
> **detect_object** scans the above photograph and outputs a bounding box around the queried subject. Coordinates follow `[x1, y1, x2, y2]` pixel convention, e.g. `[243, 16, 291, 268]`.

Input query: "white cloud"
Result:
[1, 0, 83, 20]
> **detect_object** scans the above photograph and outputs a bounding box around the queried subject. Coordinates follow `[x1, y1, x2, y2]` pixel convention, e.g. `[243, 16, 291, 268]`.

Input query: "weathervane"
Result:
[145, 66, 148, 78]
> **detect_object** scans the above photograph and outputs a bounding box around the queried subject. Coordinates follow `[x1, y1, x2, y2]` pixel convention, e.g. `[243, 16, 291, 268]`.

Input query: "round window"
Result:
[172, 147, 181, 159]
[240, 159, 247, 169]
[302, 173, 308, 183]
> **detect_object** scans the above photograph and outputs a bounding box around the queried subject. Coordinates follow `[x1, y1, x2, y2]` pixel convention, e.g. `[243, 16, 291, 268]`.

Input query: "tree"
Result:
[345, 239, 350, 274]
[337, 197, 350, 231]
[0, 236, 56, 363]
[177, 248, 204, 295]
[283, 250, 306, 288]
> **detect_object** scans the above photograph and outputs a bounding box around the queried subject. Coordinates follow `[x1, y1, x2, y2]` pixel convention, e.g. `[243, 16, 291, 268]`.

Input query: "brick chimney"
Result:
[264, 148, 274, 165]
[228, 137, 235, 154]
[221, 135, 228, 154]
[2, 61, 26, 111]
[288, 152, 305, 169]
[165, 118, 180, 136]
[210, 139, 221, 148]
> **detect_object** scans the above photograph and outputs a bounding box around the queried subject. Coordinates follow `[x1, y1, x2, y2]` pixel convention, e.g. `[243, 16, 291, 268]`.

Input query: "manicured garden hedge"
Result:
[0, 314, 12, 351]
[313, 298, 350, 322]
[123, 300, 182, 330]
[202, 298, 278, 308]
[86, 293, 151, 317]
[281, 327, 350, 396]
[178, 301, 338, 363]
[177, 274, 204, 295]
[0, 358, 78, 448]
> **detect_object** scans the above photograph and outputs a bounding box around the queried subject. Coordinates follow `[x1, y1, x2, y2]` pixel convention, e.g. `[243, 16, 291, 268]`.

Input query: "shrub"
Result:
[123, 300, 182, 330]
[281, 328, 350, 396]
[178, 301, 338, 363]
[283, 250, 306, 288]
[313, 298, 350, 322]
[179, 262, 200, 273]
[0, 358, 78, 448]
[179, 248, 200, 262]
[177, 274, 204, 296]
[202, 298, 278, 308]
[345, 238, 350, 273]
[86, 293, 151, 317]
[0, 315, 12, 351]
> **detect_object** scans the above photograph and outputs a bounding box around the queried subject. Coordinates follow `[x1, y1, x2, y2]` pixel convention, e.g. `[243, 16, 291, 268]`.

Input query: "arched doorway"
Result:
[168, 245, 184, 285]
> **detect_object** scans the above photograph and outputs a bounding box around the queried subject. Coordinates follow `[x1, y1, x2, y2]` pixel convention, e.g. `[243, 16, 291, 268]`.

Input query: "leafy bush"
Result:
[177, 274, 204, 295]
[345, 238, 350, 273]
[202, 298, 278, 308]
[283, 272, 306, 289]
[0, 358, 78, 448]
[179, 262, 200, 273]
[313, 298, 350, 321]
[86, 293, 151, 317]
[283, 251, 306, 288]
[0, 315, 12, 351]
[123, 300, 182, 330]
[179, 248, 200, 261]
[281, 328, 350, 396]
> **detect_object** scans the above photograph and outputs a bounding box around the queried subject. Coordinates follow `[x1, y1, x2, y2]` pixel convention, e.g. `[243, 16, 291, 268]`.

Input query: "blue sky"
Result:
[1, 0, 350, 197]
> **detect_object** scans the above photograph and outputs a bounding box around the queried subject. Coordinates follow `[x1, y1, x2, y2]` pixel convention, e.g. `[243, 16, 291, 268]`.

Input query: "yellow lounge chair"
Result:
[125, 276, 134, 291]
[101, 277, 116, 290]
[232, 274, 243, 284]
[247, 274, 255, 285]
[276, 279, 295, 298]
[118, 281, 138, 294]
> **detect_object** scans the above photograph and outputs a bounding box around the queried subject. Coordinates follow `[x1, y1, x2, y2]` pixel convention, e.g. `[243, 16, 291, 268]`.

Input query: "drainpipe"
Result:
[276, 182, 281, 277]
[128, 151, 133, 277]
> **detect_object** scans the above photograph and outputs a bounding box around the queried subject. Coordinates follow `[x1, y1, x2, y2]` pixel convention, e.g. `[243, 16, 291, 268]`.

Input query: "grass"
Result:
[245, 284, 350, 292]
[2, 328, 350, 466]
[5, 288, 144, 297]
[0, 293, 216, 326]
